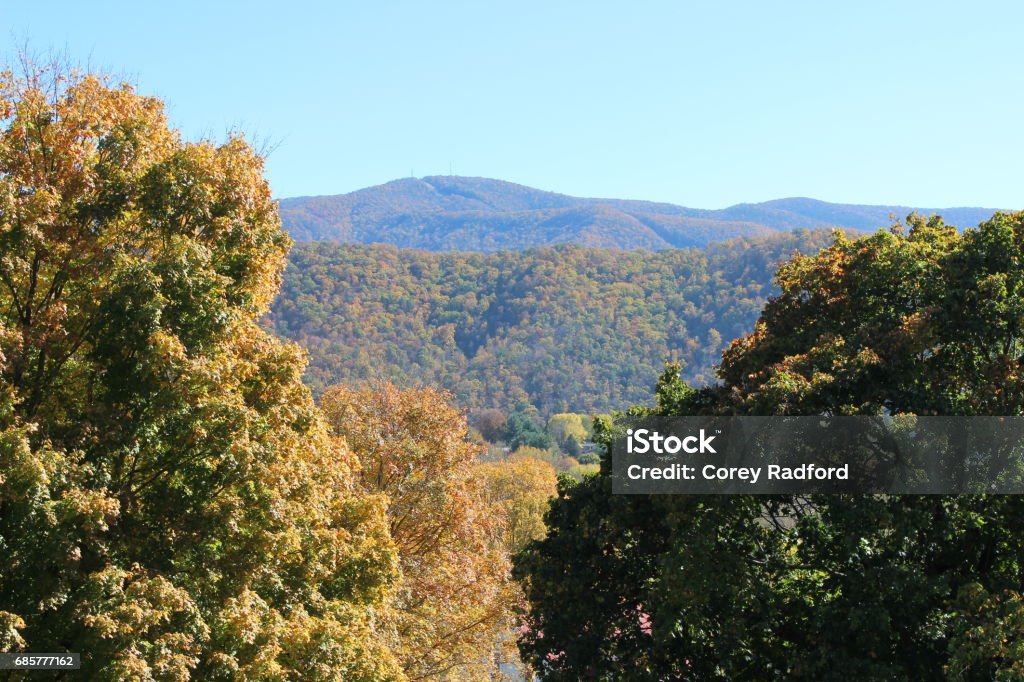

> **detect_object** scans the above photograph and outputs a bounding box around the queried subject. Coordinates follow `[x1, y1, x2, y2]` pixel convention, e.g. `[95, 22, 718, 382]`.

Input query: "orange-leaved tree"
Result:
[321, 382, 522, 681]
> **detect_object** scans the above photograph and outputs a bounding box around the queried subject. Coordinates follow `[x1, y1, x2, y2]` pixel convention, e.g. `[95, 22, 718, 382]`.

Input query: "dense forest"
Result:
[267, 231, 835, 418]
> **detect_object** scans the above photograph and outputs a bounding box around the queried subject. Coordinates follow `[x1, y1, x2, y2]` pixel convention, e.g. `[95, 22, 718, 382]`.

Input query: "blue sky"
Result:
[4, 1, 1022, 208]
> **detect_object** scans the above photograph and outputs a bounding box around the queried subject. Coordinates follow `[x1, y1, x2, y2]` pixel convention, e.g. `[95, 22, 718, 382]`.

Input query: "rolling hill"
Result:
[267, 230, 837, 417]
[279, 176, 1003, 251]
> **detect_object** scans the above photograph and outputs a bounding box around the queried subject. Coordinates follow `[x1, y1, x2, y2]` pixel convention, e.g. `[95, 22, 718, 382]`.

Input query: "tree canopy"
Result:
[319, 382, 524, 681]
[0, 63, 401, 679]
[515, 213, 1024, 681]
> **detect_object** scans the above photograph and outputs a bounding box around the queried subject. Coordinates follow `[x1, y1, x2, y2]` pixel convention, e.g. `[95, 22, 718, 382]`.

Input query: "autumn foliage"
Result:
[320, 383, 541, 680]
[268, 232, 836, 417]
[0, 62, 405, 679]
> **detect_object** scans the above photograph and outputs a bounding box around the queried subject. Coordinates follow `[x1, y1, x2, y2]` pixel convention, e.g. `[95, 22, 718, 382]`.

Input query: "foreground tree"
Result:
[516, 214, 1024, 680]
[320, 383, 522, 681]
[0, 62, 401, 679]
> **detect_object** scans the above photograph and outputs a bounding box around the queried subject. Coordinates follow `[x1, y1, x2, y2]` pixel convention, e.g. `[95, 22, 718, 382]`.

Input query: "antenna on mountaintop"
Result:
[449, 161, 453, 176]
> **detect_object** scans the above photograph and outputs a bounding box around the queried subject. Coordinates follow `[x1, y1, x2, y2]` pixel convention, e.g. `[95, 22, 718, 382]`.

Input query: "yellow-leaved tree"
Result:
[320, 383, 523, 681]
[0, 60, 402, 679]
[475, 456, 557, 555]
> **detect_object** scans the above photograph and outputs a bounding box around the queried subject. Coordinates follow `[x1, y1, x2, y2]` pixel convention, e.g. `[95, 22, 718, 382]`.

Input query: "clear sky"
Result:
[4, 1, 1022, 208]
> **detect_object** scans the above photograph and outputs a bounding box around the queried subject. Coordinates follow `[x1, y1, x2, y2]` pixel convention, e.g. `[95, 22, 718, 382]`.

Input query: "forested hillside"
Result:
[279, 175, 1001, 250]
[267, 229, 835, 417]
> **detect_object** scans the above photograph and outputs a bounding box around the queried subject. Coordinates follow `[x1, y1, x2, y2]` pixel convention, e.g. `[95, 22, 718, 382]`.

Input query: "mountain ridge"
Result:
[279, 176, 1005, 251]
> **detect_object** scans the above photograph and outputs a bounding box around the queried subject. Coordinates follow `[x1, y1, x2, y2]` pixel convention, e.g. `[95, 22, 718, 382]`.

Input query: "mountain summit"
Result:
[279, 176, 1002, 251]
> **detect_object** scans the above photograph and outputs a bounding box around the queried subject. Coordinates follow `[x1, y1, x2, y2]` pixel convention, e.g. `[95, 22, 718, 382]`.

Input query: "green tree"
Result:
[0, 62, 401, 679]
[947, 584, 1024, 681]
[507, 405, 551, 450]
[516, 213, 1024, 680]
[563, 434, 582, 459]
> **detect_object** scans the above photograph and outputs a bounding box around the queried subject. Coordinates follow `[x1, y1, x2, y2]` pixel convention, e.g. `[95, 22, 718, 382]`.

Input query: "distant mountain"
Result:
[278, 176, 1004, 251]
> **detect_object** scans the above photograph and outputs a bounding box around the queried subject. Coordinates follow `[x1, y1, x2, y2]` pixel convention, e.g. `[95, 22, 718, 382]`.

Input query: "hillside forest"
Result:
[267, 231, 835, 419]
